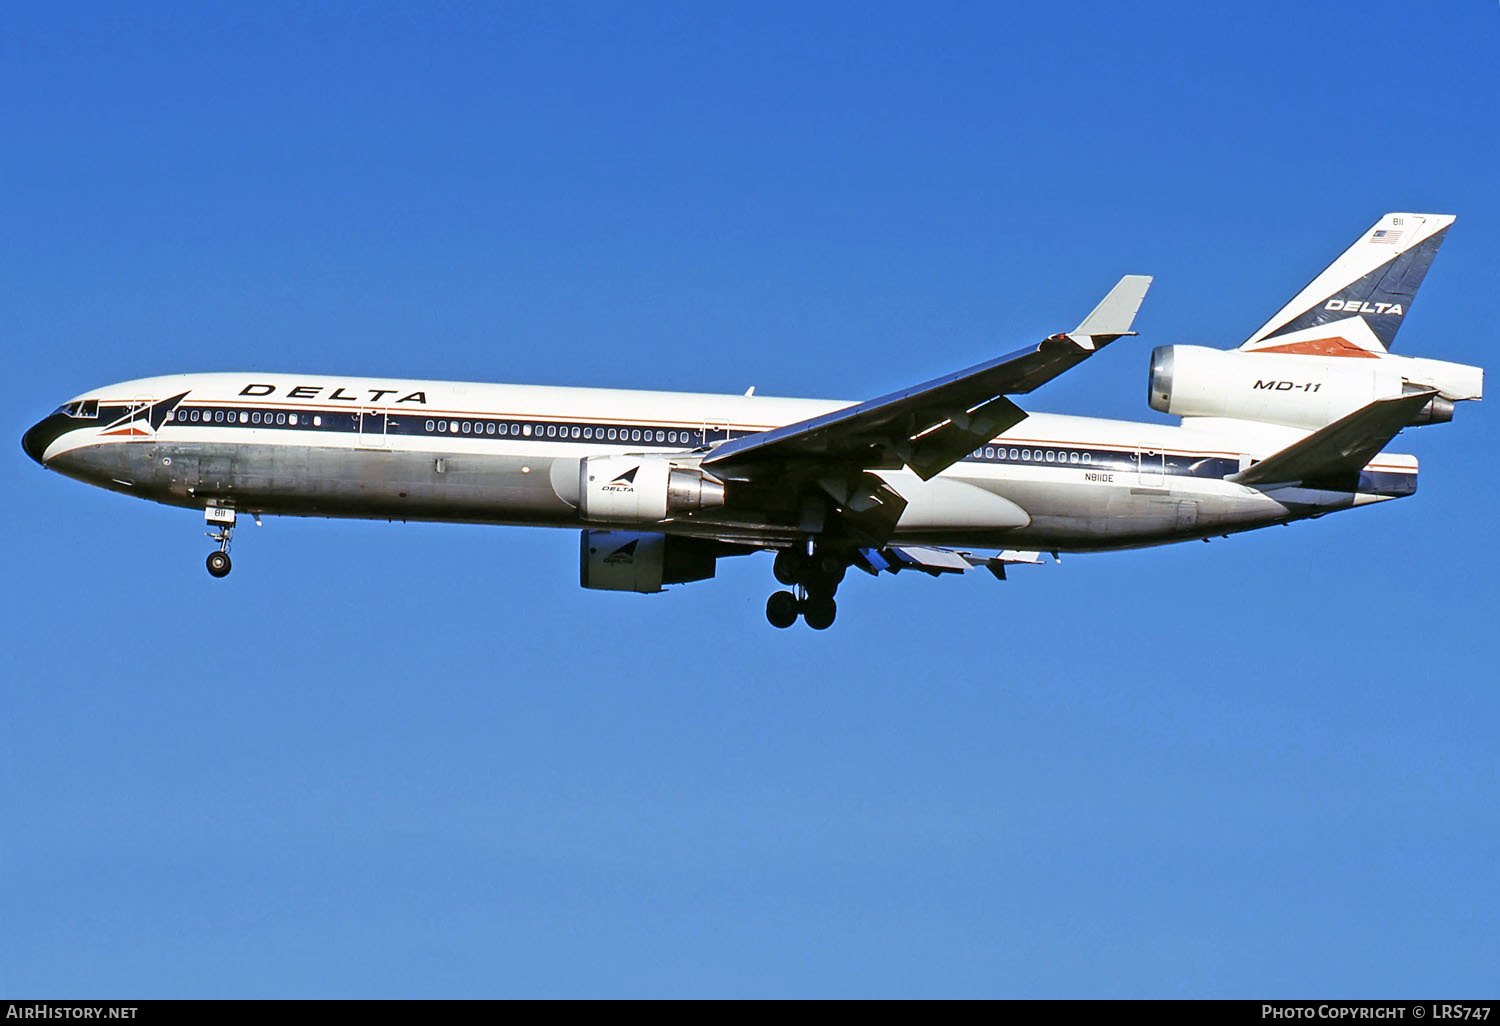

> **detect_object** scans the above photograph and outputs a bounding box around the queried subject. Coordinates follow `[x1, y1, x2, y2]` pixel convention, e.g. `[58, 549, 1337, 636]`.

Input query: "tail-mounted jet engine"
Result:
[1148, 345, 1482, 430]
[577, 455, 726, 523]
[579, 530, 720, 593]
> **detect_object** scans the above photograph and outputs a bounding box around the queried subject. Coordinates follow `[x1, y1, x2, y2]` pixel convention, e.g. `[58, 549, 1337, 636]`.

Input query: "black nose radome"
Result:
[22, 414, 68, 466]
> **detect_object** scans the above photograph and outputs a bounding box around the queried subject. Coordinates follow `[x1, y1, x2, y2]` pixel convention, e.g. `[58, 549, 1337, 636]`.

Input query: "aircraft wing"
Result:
[1228, 389, 1435, 488]
[702, 275, 1152, 483]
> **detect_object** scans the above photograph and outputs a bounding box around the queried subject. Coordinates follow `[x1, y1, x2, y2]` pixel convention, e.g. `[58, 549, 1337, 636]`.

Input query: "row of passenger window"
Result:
[174, 408, 326, 427]
[423, 419, 698, 445]
[169, 406, 712, 445]
[972, 446, 1094, 465]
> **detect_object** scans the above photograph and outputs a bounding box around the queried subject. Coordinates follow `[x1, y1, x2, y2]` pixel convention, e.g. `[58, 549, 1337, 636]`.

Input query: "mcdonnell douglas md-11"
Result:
[23, 213, 1483, 629]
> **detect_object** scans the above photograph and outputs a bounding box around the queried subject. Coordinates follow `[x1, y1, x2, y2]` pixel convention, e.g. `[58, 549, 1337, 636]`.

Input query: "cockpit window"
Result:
[56, 400, 100, 419]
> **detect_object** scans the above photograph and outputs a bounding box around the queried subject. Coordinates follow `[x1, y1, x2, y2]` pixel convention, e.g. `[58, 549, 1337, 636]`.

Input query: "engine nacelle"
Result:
[578, 455, 726, 523]
[579, 530, 718, 593]
[1148, 345, 1479, 429]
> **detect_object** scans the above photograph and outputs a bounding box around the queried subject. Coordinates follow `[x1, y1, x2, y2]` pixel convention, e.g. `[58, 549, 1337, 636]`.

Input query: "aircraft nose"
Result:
[22, 414, 66, 466]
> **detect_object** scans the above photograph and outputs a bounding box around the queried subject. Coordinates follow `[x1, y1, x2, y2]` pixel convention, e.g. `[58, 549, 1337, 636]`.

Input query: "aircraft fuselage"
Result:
[23, 371, 1416, 554]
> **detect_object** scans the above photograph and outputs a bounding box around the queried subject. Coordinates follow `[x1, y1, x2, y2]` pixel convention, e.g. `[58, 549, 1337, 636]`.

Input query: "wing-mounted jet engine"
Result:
[576, 454, 727, 523]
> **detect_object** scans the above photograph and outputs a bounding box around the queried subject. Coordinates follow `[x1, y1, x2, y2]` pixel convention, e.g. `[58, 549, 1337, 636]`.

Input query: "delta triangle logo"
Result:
[601, 465, 639, 493]
[602, 539, 639, 565]
[99, 391, 190, 439]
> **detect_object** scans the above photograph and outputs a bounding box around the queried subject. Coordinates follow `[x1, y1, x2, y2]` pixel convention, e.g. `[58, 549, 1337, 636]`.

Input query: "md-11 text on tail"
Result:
[23, 213, 1483, 629]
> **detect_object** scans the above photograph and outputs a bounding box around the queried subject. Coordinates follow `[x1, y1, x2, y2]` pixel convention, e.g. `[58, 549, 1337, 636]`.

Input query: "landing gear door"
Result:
[1137, 446, 1165, 488]
[358, 408, 390, 449]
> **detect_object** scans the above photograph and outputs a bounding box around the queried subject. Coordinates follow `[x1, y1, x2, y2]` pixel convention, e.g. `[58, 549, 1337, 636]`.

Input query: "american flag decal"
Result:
[1372, 229, 1402, 245]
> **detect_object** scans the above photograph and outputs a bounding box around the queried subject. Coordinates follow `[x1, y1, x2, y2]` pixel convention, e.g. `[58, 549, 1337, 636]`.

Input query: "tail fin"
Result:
[1240, 212, 1454, 356]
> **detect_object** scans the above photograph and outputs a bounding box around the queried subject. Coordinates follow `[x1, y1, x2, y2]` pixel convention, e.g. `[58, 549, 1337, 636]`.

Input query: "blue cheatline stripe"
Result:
[67, 401, 1413, 490]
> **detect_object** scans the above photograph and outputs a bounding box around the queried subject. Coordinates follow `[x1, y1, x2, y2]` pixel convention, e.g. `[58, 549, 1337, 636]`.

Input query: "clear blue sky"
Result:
[3, 1, 1497, 998]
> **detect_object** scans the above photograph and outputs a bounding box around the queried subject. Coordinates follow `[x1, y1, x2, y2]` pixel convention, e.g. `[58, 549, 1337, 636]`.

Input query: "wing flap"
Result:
[854, 545, 1047, 579]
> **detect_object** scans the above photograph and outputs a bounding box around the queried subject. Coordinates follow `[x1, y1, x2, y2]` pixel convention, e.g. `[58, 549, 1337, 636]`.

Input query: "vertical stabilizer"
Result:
[1240, 213, 1454, 356]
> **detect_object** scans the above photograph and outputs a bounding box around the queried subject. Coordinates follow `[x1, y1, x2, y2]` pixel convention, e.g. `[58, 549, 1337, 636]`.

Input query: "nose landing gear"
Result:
[204, 506, 235, 578]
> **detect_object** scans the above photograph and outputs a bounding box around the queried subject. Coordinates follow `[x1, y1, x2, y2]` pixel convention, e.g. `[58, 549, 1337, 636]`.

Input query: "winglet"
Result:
[1072, 274, 1152, 341]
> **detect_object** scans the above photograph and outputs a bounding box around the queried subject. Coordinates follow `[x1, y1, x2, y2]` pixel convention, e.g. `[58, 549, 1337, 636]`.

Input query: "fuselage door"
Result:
[1137, 446, 1165, 488]
[358, 408, 391, 449]
[700, 421, 729, 448]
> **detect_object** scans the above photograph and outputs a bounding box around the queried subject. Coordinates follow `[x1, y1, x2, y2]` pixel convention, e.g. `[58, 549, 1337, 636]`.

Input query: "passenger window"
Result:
[632, 429, 641, 442]
[313, 416, 322, 427]
[1069, 452, 1078, 464]
[608, 428, 617, 440]
[1081, 452, 1090, 464]
[426, 420, 435, 431]
[286, 414, 296, 426]
[985, 447, 994, 459]
[1021, 449, 1030, 460]
[487, 423, 495, 435]
[1046, 451, 1055, 462]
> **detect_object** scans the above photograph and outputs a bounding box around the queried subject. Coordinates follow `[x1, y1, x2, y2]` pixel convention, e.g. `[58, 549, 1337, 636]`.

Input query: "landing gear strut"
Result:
[765, 545, 845, 629]
[204, 506, 236, 578]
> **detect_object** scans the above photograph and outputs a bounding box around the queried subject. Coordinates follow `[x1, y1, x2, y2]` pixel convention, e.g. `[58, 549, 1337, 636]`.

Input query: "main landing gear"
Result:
[766, 547, 846, 630]
[204, 506, 236, 578]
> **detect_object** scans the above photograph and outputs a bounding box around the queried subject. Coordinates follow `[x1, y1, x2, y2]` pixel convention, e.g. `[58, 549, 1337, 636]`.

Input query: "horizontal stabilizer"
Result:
[1228, 390, 1434, 488]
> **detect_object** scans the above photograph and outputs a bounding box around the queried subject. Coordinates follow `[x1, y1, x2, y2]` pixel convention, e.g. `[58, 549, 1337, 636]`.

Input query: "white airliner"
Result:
[23, 213, 1483, 629]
